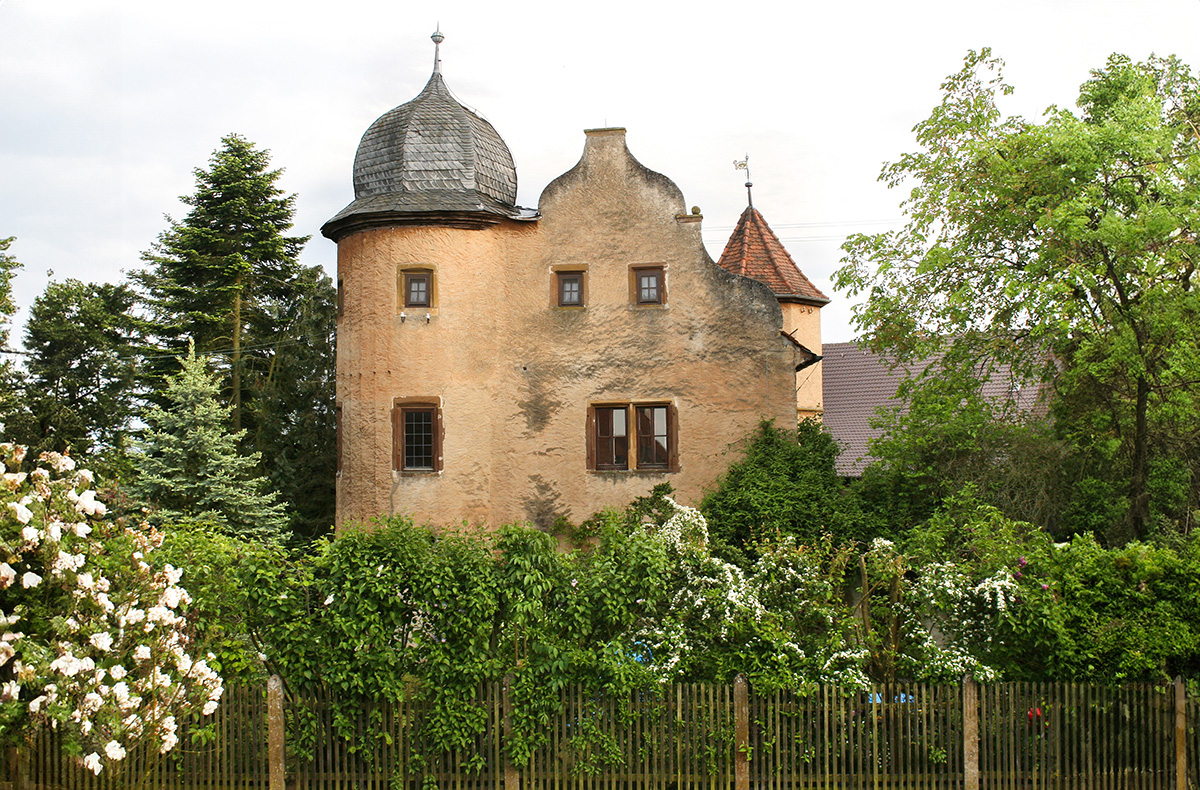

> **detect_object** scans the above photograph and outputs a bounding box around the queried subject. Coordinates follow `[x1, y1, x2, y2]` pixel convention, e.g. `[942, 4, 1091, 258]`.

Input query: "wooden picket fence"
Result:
[1, 678, 1194, 789]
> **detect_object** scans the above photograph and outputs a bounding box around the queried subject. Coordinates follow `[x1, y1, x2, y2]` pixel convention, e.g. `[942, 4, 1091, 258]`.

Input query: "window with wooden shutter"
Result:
[588, 402, 677, 472]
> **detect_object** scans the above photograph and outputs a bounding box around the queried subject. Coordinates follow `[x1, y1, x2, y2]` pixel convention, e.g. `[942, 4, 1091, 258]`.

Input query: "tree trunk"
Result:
[231, 285, 242, 433]
[1128, 373, 1151, 540]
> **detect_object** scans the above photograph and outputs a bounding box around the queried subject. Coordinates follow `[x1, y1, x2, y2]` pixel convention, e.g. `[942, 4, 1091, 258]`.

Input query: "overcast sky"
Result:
[4, 0, 1200, 346]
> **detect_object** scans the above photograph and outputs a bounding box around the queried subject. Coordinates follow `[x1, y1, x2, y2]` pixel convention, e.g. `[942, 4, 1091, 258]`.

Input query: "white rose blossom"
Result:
[82, 752, 102, 775]
[2, 444, 222, 776]
[9, 500, 33, 524]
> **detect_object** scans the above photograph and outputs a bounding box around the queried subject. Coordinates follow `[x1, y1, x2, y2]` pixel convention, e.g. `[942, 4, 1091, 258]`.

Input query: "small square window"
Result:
[558, 272, 584, 307]
[404, 272, 431, 308]
[631, 266, 665, 305]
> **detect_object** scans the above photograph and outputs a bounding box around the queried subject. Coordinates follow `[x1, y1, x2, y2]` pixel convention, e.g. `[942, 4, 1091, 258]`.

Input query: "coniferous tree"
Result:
[133, 133, 310, 430]
[133, 134, 335, 538]
[134, 343, 288, 544]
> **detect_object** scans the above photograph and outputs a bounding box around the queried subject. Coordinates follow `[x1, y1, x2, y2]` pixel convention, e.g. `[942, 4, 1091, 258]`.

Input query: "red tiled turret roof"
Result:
[717, 207, 829, 305]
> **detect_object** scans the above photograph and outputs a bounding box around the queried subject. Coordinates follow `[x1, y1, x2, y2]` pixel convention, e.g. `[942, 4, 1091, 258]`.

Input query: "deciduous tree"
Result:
[10, 280, 144, 462]
[837, 51, 1200, 540]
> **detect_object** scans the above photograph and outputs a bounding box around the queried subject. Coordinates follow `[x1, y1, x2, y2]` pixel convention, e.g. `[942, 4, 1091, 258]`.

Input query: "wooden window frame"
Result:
[403, 271, 432, 308]
[586, 402, 678, 473]
[556, 271, 585, 307]
[630, 266, 666, 306]
[335, 404, 343, 474]
[391, 401, 443, 474]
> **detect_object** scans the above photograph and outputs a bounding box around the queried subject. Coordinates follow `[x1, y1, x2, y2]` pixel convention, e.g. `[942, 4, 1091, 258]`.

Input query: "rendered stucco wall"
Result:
[335, 128, 799, 530]
[782, 302, 824, 420]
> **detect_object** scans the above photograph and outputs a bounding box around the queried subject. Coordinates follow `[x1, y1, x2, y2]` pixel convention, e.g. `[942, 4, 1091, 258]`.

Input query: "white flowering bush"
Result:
[0, 443, 223, 776]
[632, 498, 875, 689]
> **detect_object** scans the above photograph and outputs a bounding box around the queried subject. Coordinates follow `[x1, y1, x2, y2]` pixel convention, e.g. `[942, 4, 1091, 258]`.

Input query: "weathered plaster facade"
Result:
[325, 41, 810, 530]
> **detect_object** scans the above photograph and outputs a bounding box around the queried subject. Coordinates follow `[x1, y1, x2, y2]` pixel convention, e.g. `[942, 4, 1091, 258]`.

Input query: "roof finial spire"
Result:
[733, 154, 753, 208]
[431, 27, 444, 74]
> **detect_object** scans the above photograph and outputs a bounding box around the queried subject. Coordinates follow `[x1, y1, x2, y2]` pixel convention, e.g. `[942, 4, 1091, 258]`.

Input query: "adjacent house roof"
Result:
[821, 342, 910, 476]
[717, 207, 830, 305]
[322, 37, 535, 241]
[821, 341, 1049, 477]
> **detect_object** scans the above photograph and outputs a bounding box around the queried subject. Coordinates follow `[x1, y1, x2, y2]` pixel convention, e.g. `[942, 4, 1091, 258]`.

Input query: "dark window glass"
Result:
[595, 407, 629, 470]
[403, 408, 435, 470]
[636, 406, 670, 468]
[405, 272, 430, 307]
[558, 272, 583, 306]
[636, 268, 663, 304]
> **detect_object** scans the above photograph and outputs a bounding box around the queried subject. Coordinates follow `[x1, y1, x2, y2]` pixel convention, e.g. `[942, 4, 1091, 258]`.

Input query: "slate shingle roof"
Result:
[717, 207, 829, 304]
[322, 70, 531, 240]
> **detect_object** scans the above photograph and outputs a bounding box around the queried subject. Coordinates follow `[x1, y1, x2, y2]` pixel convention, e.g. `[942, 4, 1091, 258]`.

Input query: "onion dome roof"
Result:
[322, 33, 534, 241]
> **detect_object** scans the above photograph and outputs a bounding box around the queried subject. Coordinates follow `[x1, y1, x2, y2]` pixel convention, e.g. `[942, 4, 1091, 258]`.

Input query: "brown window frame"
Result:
[630, 266, 665, 305]
[335, 404, 343, 474]
[403, 271, 432, 308]
[391, 402, 443, 473]
[586, 402, 678, 472]
[556, 271, 585, 307]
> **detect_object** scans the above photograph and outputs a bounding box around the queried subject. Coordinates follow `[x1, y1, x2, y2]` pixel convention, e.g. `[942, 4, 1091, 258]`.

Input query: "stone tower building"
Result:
[717, 201, 829, 420]
[323, 34, 809, 530]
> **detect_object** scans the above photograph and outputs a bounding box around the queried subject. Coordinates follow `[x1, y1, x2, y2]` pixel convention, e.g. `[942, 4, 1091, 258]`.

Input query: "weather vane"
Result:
[733, 154, 753, 208]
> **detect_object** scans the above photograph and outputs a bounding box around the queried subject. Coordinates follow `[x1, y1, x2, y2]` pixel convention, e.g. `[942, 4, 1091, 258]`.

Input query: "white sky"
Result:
[3, 0, 1200, 345]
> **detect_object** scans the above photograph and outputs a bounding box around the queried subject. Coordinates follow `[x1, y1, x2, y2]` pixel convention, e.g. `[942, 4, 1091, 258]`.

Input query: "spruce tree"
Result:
[133, 134, 335, 538]
[134, 343, 288, 543]
[133, 133, 310, 432]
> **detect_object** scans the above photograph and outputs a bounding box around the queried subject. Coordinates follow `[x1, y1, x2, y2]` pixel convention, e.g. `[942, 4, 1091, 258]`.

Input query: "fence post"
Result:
[1176, 676, 1187, 790]
[268, 675, 285, 790]
[963, 675, 979, 790]
[503, 674, 519, 790]
[735, 674, 749, 790]
[5, 745, 26, 790]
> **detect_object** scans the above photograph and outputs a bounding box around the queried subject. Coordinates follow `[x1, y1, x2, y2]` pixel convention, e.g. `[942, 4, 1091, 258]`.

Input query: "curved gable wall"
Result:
[334, 128, 799, 529]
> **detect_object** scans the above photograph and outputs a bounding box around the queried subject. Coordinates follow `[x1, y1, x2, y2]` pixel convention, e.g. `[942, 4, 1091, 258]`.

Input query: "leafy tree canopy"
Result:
[8, 280, 144, 463]
[837, 51, 1200, 540]
[700, 420, 867, 559]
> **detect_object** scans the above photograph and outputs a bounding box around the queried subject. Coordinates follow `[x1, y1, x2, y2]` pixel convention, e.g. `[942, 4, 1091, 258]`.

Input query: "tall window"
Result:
[588, 403, 677, 471]
[636, 405, 670, 468]
[557, 271, 584, 307]
[594, 406, 629, 470]
[630, 266, 665, 305]
[392, 402, 442, 472]
[404, 271, 431, 308]
[335, 405, 343, 474]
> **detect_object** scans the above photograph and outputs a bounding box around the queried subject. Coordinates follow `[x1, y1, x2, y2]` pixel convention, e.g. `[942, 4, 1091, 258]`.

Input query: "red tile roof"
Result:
[717, 206, 829, 305]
